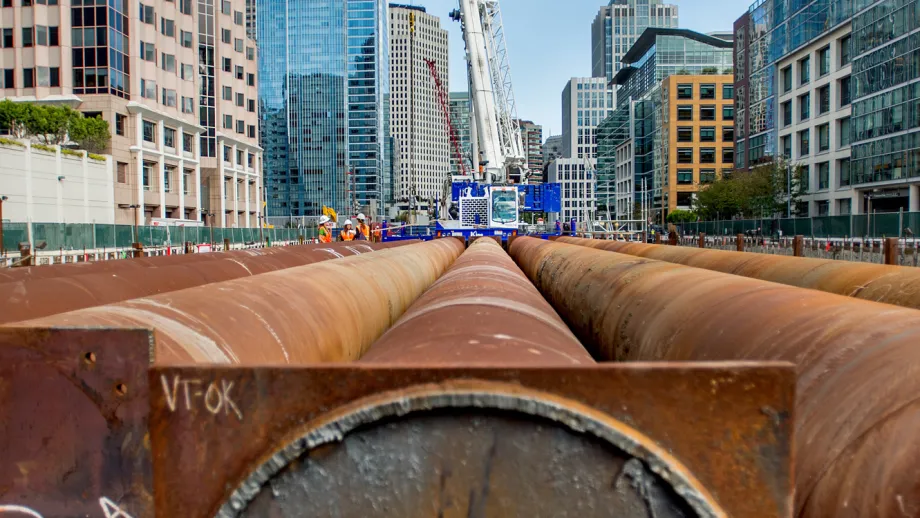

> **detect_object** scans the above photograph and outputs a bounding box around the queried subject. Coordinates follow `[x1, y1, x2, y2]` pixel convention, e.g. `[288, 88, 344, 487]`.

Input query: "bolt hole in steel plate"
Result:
[218, 392, 722, 518]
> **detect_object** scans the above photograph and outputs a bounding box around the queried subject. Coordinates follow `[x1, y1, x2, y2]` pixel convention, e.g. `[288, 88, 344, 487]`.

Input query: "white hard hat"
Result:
[356, 213, 366, 221]
[344, 219, 353, 226]
[318, 215, 330, 225]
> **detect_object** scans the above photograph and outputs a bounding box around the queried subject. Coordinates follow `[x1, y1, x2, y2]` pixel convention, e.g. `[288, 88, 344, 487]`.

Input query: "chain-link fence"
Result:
[673, 212, 920, 239]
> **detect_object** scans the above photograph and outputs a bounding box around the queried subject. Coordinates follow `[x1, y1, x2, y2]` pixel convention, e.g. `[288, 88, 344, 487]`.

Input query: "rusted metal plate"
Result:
[0, 327, 153, 518]
[513, 237, 920, 518]
[149, 363, 795, 517]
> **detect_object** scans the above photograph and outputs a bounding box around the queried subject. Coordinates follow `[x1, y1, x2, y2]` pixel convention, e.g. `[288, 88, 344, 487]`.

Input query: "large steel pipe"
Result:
[557, 236, 920, 310]
[0, 241, 410, 324]
[7, 239, 463, 365]
[360, 237, 593, 365]
[511, 236, 920, 518]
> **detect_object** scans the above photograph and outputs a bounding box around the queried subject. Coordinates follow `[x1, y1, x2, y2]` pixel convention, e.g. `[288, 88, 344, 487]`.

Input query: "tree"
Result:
[693, 160, 808, 219]
[667, 209, 697, 224]
[701, 67, 719, 75]
[70, 114, 111, 153]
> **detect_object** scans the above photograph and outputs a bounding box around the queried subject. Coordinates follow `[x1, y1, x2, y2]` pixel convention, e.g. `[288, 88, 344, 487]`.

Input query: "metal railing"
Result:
[670, 212, 920, 239]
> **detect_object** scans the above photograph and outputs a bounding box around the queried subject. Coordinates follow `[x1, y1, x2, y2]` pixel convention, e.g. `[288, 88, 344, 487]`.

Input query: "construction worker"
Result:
[339, 219, 356, 241]
[355, 213, 371, 241]
[317, 215, 333, 244]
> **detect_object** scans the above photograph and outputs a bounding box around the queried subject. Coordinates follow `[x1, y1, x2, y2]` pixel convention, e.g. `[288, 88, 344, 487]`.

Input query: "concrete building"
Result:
[591, 0, 678, 82]
[0, 0, 262, 228]
[561, 77, 614, 160]
[541, 134, 563, 182]
[0, 140, 114, 224]
[548, 157, 597, 224]
[448, 91, 472, 177]
[516, 119, 543, 182]
[660, 75, 736, 213]
[389, 4, 449, 212]
[259, 0, 392, 221]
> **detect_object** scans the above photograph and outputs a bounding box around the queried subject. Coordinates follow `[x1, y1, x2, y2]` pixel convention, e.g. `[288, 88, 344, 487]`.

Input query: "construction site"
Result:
[0, 231, 919, 517]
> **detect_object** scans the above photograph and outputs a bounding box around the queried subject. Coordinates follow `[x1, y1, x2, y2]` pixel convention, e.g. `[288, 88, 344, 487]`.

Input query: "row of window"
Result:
[781, 35, 851, 94]
[780, 118, 850, 159]
[221, 58, 256, 83]
[1, 0, 59, 6]
[781, 77, 852, 126]
[676, 83, 734, 101]
[220, 86, 256, 112]
[0, 67, 59, 88]
[676, 104, 734, 121]
[676, 147, 734, 164]
[675, 170, 719, 185]
[676, 126, 734, 143]
[1, 25, 59, 47]
[140, 1, 254, 57]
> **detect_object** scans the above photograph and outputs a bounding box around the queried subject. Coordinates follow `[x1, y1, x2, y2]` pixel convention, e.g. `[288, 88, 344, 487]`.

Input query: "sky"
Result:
[412, 0, 751, 141]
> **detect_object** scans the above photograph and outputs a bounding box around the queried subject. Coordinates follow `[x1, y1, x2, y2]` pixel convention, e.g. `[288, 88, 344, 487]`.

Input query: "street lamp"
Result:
[127, 204, 140, 244]
[0, 195, 8, 257]
[206, 212, 215, 246]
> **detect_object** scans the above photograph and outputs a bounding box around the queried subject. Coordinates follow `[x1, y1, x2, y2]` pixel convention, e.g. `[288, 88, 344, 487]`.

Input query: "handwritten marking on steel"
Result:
[99, 497, 135, 518]
[0, 506, 43, 518]
[161, 374, 243, 421]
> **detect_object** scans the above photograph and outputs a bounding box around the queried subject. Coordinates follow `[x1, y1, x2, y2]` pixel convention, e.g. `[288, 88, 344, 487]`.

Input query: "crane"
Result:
[450, 0, 526, 185]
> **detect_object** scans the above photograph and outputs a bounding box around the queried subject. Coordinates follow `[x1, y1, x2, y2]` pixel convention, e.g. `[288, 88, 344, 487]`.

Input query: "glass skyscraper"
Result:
[591, 0, 678, 82]
[259, 0, 392, 220]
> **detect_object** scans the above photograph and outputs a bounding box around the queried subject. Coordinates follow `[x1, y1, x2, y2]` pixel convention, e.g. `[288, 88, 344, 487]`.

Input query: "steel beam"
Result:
[557, 236, 920, 310]
[511, 236, 920, 518]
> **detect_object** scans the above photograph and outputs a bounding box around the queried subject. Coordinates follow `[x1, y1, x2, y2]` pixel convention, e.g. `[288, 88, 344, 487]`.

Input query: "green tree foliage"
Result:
[0, 100, 110, 152]
[700, 67, 720, 75]
[693, 160, 808, 219]
[666, 209, 697, 223]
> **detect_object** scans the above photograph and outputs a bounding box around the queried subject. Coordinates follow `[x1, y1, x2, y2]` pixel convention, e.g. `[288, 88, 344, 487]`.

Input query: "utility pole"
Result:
[0, 195, 7, 257]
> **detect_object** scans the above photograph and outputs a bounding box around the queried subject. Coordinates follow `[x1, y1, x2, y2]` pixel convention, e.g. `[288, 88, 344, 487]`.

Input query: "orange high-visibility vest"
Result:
[318, 227, 333, 243]
[340, 229, 355, 241]
[356, 223, 371, 241]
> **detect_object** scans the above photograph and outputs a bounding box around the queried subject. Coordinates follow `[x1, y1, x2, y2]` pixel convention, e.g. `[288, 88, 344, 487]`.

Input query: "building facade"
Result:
[561, 77, 614, 160]
[448, 91, 472, 176]
[0, 0, 261, 227]
[541, 134, 563, 181]
[733, 0, 920, 216]
[591, 0, 678, 82]
[389, 4, 449, 212]
[516, 119, 543, 182]
[259, 0, 391, 221]
[547, 157, 597, 224]
[660, 75, 735, 213]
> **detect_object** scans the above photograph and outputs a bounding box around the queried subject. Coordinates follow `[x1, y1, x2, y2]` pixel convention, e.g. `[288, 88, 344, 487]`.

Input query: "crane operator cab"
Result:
[489, 186, 520, 228]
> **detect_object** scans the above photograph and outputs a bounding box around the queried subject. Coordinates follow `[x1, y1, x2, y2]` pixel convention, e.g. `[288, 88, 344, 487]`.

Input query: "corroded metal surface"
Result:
[360, 237, 593, 365]
[0, 327, 154, 518]
[149, 363, 794, 517]
[512, 237, 920, 518]
[557, 236, 920, 310]
[7, 239, 463, 365]
[0, 242, 413, 325]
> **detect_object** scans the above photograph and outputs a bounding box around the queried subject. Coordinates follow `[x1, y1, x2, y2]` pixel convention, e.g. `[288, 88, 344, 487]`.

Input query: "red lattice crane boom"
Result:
[425, 58, 470, 177]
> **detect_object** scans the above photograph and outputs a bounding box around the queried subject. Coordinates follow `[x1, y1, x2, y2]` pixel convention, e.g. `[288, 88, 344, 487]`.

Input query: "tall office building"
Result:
[542, 134, 564, 182]
[516, 119, 543, 182]
[0, 0, 261, 227]
[561, 77, 615, 160]
[259, 0, 392, 221]
[389, 4, 449, 209]
[448, 91, 472, 176]
[591, 0, 678, 82]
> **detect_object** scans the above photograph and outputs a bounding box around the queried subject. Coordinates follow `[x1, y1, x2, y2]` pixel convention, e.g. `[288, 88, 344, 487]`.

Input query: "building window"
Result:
[677, 170, 693, 184]
[700, 84, 715, 99]
[700, 106, 716, 121]
[248, 153, 254, 168]
[799, 56, 810, 84]
[140, 79, 156, 99]
[781, 65, 792, 93]
[164, 127, 176, 148]
[817, 162, 829, 190]
[722, 84, 734, 100]
[721, 147, 734, 164]
[677, 84, 692, 99]
[139, 3, 155, 24]
[838, 117, 850, 148]
[233, 10, 243, 25]
[247, 125, 255, 138]
[234, 38, 243, 52]
[839, 76, 851, 106]
[142, 161, 154, 190]
[782, 101, 792, 126]
[838, 198, 851, 215]
[722, 126, 734, 142]
[839, 35, 850, 67]
[161, 53, 176, 73]
[222, 86, 232, 101]
[161, 18, 175, 37]
[181, 30, 193, 48]
[838, 158, 851, 187]
[246, 73, 255, 86]
[816, 200, 829, 216]
[221, 29, 230, 44]
[818, 46, 830, 76]
[817, 123, 829, 152]
[798, 129, 809, 156]
[115, 113, 126, 136]
[223, 145, 231, 162]
[818, 85, 830, 114]
[699, 127, 716, 142]
[1, 28, 12, 48]
[700, 148, 716, 163]
[181, 63, 194, 80]
[141, 42, 156, 62]
[183, 132, 194, 152]
[35, 25, 47, 45]
[183, 169, 192, 195]
[722, 105, 734, 121]
[247, 99, 255, 112]
[235, 92, 244, 107]
[700, 170, 716, 183]
[22, 27, 33, 47]
[179, 0, 191, 15]
[677, 127, 693, 142]
[799, 93, 810, 121]
[235, 65, 243, 80]
[181, 96, 194, 113]
[2, 69, 13, 88]
[117, 162, 128, 183]
[246, 47, 254, 60]
[222, 58, 231, 72]
[223, 114, 232, 129]
[236, 149, 243, 164]
[164, 165, 176, 192]
[677, 148, 693, 163]
[677, 105, 693, 120]
[781, 135, 792, 158]
[142, 120, 155, 142]
[23, 68, 34, 88]
[220, 0, 230, 14]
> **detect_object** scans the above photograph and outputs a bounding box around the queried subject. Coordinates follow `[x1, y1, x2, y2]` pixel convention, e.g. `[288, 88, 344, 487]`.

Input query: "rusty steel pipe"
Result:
[8, 239, 464, 365]
[511, 236, 920, 518]
[0, 241, 413, 325]
[557, 236, 920, 311]
[360, 237, 593, 365]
